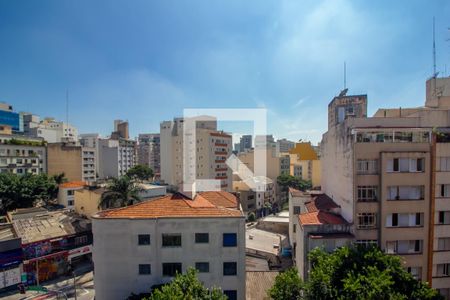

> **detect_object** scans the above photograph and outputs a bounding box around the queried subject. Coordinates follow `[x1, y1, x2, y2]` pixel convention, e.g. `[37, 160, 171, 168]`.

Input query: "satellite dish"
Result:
[339, 88, 348, 97]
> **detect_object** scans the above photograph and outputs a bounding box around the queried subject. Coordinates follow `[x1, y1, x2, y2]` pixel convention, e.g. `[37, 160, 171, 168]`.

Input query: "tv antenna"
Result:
[343, 61, 347, 89]
[66, 88, 69, 125]
[433, 17, 438, 78]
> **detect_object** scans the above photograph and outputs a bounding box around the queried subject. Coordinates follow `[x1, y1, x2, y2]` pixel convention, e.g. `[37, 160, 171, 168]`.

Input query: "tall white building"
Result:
[160, 117, 232, 191]
[137, 133, 160, 175]
[92, 191, 245, 300]
[23, 115, 78, 143]
[98, 138, 136, 179]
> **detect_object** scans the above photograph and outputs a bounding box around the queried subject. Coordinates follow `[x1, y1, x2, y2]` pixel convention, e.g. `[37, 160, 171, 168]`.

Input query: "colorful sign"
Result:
[68, 245, 92, 260]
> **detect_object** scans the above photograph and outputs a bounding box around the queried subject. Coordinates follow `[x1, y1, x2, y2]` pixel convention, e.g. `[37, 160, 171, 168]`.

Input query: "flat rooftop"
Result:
[246, 271, 279, 300]
[246, 228, 286, 256]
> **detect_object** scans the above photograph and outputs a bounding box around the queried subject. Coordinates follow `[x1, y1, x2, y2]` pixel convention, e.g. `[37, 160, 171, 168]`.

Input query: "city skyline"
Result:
[0, 0, 449, 144]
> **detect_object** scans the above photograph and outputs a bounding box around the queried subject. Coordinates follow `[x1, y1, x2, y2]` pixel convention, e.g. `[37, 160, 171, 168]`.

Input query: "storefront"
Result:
[0, 248, 22, 291]
[23, 251, 69, 285]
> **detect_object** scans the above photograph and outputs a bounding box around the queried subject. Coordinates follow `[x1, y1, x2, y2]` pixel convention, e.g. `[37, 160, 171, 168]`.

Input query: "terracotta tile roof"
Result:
[305, 194, 340, 213]
[95, 192, 242, 219]
[59, 181, 86, 189]
[299, 211, 348, 226]
[289, 187, 305, 197]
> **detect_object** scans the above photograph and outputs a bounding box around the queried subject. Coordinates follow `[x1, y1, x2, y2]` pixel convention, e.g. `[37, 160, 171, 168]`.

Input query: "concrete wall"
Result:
[92, 217, 246, 300]
[74, 189, 101, 218]
[47, 143, 82, 181]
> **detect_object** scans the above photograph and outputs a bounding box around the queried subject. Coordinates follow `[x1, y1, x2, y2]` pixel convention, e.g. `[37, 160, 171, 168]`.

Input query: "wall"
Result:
[74, 189, 102, 218]
[47, 144, 82, 181]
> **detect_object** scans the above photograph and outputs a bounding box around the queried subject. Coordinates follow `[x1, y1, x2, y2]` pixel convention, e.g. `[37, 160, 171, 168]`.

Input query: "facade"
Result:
[92, 192, 246, 300]
[58, 181, 86, 209]
[137, 133, 161, 175]
[233, 176, 275, 217]
[320, 77, 450, 292]
[0, 222, 22, 292]
[276, 138, 295, 154]
[239, 135, 252, 153]
[79, 133, 101, 177]
[0, 134, 46, 175]
[98, 138, 136, 179]
[288, 188, 353, 279]
[47, 142, 96, 182]
[289, 142, 321, 188]
[9, 209, 92, 285]
[160, 117, 232, 191]
[23, 116, 78, 143]
[0, 103, 21, 133]
[74, 186, 105, 218]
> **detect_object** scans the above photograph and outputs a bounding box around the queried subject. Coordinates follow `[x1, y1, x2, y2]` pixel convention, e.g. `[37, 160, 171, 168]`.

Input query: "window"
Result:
[387, 186, 424, 200]
[68, 200, 74, 206]
[387, 158, 424, 172]
[224, 290, 237, 300]
[74, 235, 88, 245]
[439, 185, 450, 197]
[223, 233, 237, 247]
[437, 264, 450, 277]
[438, 238, 450, 251]
[386, 213, 423, 227]
[67, 190, 74, 196]
[223, 262, 237, 276]
[162, 234, 181, 247]
[438, 288, 450, 299]
[293, 224, 296, 233]
[355, 240, 378, 247]
[407, 267, 422, 280]
[386, 240, 422, 254]
[357, 213, 377, 229]
[195, 262, 210, 273]
[162, 263, 182, 277]
[438, 157, 450, 171]
[138, 234, 151, 245]
[357, 186, 378, 202]
[139, 264, 151, 275]
[293, 206, 301, 214]
[357, 159, 378, 174]
[195, 233, 209, 244]
[438, 211, 450, 225]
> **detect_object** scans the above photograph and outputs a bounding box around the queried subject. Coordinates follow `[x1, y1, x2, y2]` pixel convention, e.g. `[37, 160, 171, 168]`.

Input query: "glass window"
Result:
[139, 264, 151, 275]
[437, 264, 450, 277]
[162, 263, 182, 277]
[438, 211, 450, 225]
[195, 262, 210, 273]
[387, 186, 424, 200]
[437, 238, 450, 251]
[224, 290, 237, 300]
[355, 240, 378, 247]
[356, 159, 378, 174]
[223, 262, 237, 276]
[195, 233, 209, 244]
[357, 213, 377, 229]
[223, 233, 237, 247]
[162, 234, 181, 247]
[386, 213, 423, 227]
[357, 186, 378, 202]
[67, 190, 74, 196]
[406, 267, 422, 280]
[138, 234, 151, 245]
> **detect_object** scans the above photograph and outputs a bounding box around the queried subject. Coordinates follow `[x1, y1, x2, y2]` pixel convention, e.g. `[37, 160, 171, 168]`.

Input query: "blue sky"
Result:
[0, 0, 449, 144]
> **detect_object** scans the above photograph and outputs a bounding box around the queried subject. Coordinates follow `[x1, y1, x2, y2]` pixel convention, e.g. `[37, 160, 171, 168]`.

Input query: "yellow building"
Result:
[74, 187, 105, 218]
[289, 142, 321, 188]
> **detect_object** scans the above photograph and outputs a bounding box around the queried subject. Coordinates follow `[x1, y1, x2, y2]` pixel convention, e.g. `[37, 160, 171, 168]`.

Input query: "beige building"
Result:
[233, 176, 275, 217]
[74, 186, 105, 218]
[289, 142, 321, 188]
[321, 77, 450, 294]
[58, 181, 86, 209]
[92, 192, 245, 300]
[160, 117, 232, 191]
[47, 142, 96, 182]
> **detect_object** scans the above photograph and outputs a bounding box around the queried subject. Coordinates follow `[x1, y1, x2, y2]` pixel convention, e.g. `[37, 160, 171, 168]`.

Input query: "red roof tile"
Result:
[299, 211, 348, 226]
[59, 181, 86, 189]
[305, 194, 340, 213]
[95, 192, 242, 219]
[289, 187, 305, 197]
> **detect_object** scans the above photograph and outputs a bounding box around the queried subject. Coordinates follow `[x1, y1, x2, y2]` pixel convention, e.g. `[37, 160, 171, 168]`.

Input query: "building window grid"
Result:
[357, 186, 378, 202]
[356, 159, 378, 175]
[162, 234, 182, 247]
[357, 213, 377, 229]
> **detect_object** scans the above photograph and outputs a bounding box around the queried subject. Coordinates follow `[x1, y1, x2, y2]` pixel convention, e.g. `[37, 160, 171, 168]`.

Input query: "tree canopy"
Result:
[268, 268, 303, 300]
[0, 172, 60, 213]
[126, 165, 154, 182]
[143, 268, 227, 300]
[99, 176, 141, 209]
[268, 245, 443, 300]
[277, 174, 312, 191]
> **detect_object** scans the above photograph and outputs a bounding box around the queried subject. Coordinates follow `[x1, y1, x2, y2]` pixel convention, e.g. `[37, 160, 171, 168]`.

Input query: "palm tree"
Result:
[99, 176, 141, 209]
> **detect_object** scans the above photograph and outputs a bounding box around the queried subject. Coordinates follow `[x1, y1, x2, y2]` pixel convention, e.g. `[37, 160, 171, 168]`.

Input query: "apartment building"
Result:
[57, 181, 86, 209]
[160, 117, 232, 191]
[321, 77, 450, 293]
[233, 176, 275, 217]
[92, 191, 245, 300]
[23, 115, 78, 143]
[79, 133, 101, 176]
[0, 134, 46, 175]
[98, 138, 136, 179]
[137, 133, 161, 175]
[289, 142, 321, 188]
[239, 135, 252, 153]
[0, 102, 22, 133]
[47, 143, 96, 182]
[276, 138, 295, 154]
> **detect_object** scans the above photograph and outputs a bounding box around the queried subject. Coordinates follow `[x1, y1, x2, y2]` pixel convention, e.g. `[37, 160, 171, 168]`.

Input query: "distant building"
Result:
[0, 103, 21, 133]
[160, 117, 232, 191]
[276, 138, 295, 154]
[9, 209, 92, 285]
[234, 143, 241, 153]
[112, 119, 129, 140]
[289, 142, 321, 187]
[233, 176, 275, 217]
[0, 134, 46, 175]
[254, 135, 275, 151]
[92, 192, 245, 300]
[23, 115, 78, 143]
[137, 133, 161, 175]
[239, 135, 252, 152]
[98, 138, 136, 179]
[58, 181, 86, 209]
[79, 133, 101, 177]
[47, 142, 96, 182]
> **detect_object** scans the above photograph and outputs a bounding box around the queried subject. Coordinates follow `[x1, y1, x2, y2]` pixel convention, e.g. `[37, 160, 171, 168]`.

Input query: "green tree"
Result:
[51, 173, 67, 185]
[276, 174, 312, 192]
[146, 268, 227, 300]
[126, 165, 154, 182]
[268, 268, 304, 300]
[306, 246, 443, 300]
[99, 176, 141, 209]
[247, 212, 256, 222]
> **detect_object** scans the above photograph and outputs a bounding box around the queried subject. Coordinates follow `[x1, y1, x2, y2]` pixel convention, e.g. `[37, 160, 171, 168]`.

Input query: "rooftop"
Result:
[299, 211, 348, 226]
[0, 224, 18, 241]
[246, 271, 279, 300]
[305, 194, 340, 213]
[60, 181, 86, 189]
[246, 228, 286, 255]
[12, 211, 91, 244]
[95, 192, 243, 219]
[289, 187, 305, 197]
[309, 232, 354, 239]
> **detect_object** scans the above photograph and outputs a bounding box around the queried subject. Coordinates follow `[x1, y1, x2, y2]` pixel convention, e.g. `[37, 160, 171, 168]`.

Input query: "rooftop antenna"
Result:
[433, 17, 437, 78]
[66, 88, 69, 125]
[344, 61, 347, 89]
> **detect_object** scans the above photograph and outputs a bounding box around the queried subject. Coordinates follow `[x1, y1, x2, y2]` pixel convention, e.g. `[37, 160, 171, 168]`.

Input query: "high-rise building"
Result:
[276, 138, 295, 153]
[320, 78, 450, 292]
[0, 102, 22, 133]
[98, 138, 136, 179]
[23, 115, 78, 143]
[112, 119, 129, 140]
[239, 135, 252, 152]
[160, 117, 232, 191]
[137, 133, 160, 175]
